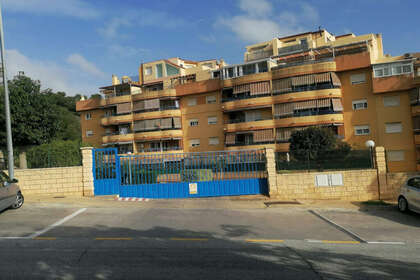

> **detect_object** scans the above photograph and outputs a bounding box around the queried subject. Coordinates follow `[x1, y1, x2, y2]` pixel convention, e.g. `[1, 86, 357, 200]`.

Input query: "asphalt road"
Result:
[1, 202, 420, 279]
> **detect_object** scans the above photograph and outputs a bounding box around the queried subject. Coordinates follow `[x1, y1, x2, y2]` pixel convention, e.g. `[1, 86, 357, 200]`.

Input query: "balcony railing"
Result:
[225, 117, 272, 124]
[273, 83, 338, 96]
[133, 105, 179, 114]
[222, 93, 271, 103]
[275, 110, 342, 119]
[103, 131, 132, 136]
[277, 44, 308, 57]
[134, 127, 182, 133]
[246, 50, 273, 62]
[138, 146, 182, 153]
[226, 141, 275, 147]
[273, 57, 334, 70]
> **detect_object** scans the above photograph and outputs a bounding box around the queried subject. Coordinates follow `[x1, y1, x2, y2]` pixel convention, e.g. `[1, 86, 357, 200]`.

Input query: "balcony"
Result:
[412, 105, 420, 116]
[102, 133, 134, 144]
[225, 119, 274, 133]
[133, 109, 181, 121]
[134, 129, 183, 142]
[226, 141, 275, 147]
[272, 60, 336, 79]
[277, 43, 308, 57]
[101, 114, 133, 126]
[274, 113, 344, 127]
[132, 88, 176, 101]
[372, 74, 414, 94]
[137, 146, 182, 153]
[103, 94, 132, 106]
[245, 49, 273, 62]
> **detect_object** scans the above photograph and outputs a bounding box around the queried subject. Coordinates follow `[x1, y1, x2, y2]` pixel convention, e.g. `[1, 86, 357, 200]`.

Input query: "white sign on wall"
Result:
[189, 183, 198, 194]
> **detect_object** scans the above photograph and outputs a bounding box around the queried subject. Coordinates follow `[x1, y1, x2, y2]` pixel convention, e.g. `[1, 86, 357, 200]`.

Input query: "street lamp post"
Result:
[366, 140, 379, 200]
[0, 3, 14, 179]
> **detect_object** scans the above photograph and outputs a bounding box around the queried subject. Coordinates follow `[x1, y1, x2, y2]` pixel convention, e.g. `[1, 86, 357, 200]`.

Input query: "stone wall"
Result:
[385, 172, 419, 199]
[273, 169, 380, 201]
[10, 166, 84, 196]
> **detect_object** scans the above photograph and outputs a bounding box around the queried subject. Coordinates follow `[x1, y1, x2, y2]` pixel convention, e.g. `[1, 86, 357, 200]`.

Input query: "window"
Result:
[373, 61, 413, 78]
[187, 98, 197, 106]
[206, 95, 217, 104]
[208, 116, 217, 125]
[257, 61, 268, 73]
[189, 119, 199, 127]
[145, 67, 152, 75]
[105, 111, 112, 117]
[85, 113, 92, 120]
[407, 177, 420, 189]
[387, 150, 405, 162]
[385, 122, 402, 133]
[86, 130, 93, 137]
[383, 96, 400, 107]
[354, 125, 370, 135]
[189, 139, 200, 147]
[352, 99, 368, 110]
[166, 63, 180, 76]
[212, 71, 220, 79]
[243, 64, 256, 75]
[209, 137, 219, 145]
[155, 64, 163, 78]
[350, 73, 366, 85]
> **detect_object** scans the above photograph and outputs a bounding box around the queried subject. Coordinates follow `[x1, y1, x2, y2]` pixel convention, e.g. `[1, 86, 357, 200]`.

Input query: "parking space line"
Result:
[170, 237, 209, 241]
[95, 237, 133, 241]
[245, 239, 284, 243]
[367, 241, 406, 245]
[322, 240, 360, 244]
[27, 208, 87, 239]
[308, 210, 367, 243]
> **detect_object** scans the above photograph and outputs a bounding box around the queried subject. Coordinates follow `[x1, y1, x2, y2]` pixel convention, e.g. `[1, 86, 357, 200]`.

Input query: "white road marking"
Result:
[367, 241, 406, 245]
[27, 208, 87, 239]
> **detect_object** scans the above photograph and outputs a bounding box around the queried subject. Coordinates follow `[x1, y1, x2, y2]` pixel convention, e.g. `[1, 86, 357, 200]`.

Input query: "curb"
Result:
[115, 197, 150, 202]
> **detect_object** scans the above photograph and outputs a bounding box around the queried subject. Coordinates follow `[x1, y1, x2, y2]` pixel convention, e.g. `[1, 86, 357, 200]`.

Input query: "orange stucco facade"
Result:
[77, 29, 420, 172]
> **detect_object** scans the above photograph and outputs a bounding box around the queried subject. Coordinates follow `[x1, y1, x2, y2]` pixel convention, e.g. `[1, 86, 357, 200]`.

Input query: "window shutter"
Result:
[331, 99, 343, 111]
[116, 103, 131, 114]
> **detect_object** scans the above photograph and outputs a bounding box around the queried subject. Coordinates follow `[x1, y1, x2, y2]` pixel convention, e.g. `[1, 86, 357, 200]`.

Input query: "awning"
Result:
[317, 98, 331, 108]
[276, 128, 294, 141]
[272, 78, 292, 94]
[160, 118, 173, 129]
[233, 84, 250, 94]
[291, 74, 315, 87]
[225, 133, 236, 145]
[295, 99, 317, 110]
[134, 120, 145, 131]
[274, 103, 295, 117]
[249, 81, 270, 96]
[314, 72, 331, 83]
[331, 72, 342, 87]
[133, 100, 145, 111]
[144, 99, 160, 110]
[173, 117, 182, 129]
[116, 102, 131, 114]
[144, 119, 160, 130]
[253, 129, 274, 143]
[332, 99, 344, 112]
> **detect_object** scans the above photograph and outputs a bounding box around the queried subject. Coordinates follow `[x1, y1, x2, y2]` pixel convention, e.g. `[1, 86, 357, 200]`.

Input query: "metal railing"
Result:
[222, 93, 271, 103]
[118, 149, 267, 185]
[246, 50, 273, 61]
[225, 117, 272, 124]
[274, 110, 342, 119]
[138, 146, 182, 153]
[226, 141, 275, 147]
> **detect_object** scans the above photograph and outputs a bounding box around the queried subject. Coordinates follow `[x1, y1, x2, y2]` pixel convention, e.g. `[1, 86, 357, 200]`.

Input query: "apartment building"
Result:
[76, 29, 420, 172]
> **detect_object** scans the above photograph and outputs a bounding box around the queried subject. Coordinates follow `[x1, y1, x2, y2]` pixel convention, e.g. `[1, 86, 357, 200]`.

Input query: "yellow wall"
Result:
[80, 109, 105, 147]
[180, 91, 224, 152]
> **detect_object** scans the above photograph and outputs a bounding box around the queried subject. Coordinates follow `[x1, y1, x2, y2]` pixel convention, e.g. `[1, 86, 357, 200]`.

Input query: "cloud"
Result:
[66, 53, 106, 78]
[98, 9, 186, 39]
[2, 0, 101, 19]
[6, 49, 101, 95]
[217, 0, 319, 43]
[108, 44, 150, 58]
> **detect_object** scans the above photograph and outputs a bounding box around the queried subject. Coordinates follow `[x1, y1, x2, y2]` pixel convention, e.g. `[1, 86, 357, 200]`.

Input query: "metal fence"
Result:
[275, 149, 373, 172]
[118, 149, 267, 185]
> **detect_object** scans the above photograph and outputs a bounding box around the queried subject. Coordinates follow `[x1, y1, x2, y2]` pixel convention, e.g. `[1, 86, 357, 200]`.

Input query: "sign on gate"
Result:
[189, 183, 198, 195]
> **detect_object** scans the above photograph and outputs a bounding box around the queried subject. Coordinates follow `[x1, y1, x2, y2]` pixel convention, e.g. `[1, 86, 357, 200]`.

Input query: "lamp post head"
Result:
[365, 140, 375, 148]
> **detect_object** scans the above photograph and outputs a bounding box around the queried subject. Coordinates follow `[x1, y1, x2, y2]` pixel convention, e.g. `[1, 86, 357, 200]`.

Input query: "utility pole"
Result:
[0, 3, 14, 179]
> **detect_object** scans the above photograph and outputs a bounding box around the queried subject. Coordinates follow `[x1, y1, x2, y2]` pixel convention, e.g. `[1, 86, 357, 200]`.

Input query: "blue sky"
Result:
[2, 0, 419, 95]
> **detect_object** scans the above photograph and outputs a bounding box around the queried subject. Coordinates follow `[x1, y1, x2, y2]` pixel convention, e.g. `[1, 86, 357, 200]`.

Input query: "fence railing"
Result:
[118, 149, 267, 185]
[275, 149, 373, 172]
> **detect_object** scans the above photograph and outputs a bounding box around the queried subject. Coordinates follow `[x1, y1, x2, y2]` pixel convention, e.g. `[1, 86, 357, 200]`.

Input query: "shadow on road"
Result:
[2, 224, 420, 280]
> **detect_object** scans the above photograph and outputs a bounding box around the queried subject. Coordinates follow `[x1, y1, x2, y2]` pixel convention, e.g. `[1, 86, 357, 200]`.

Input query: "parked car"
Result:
[398, 176, 420, 214]
[0, 171, 24, 212]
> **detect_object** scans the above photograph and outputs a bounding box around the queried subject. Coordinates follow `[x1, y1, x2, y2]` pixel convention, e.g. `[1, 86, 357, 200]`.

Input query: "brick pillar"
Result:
[19, 152, 27, 169]
[81, 147, 94, 196]
[266, 148, 277, 197]
[375, 146, 388, 199]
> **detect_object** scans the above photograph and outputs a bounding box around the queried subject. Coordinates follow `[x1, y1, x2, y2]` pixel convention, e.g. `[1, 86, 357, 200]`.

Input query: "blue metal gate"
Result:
[92, 148, 268, 199]
[92, 148, 120, 195]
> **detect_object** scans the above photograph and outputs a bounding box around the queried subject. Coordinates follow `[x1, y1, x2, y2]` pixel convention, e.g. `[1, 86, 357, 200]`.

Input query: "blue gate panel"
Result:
[93, 148, 120, 195]
[119, 178, 268, 199]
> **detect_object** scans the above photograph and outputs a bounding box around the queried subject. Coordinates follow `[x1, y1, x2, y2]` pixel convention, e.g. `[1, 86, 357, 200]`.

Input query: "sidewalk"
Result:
[24, 194, 397, 211]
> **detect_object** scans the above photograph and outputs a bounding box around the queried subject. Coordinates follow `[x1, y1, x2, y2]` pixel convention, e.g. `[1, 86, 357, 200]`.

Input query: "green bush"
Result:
[26, 140, 82, 168]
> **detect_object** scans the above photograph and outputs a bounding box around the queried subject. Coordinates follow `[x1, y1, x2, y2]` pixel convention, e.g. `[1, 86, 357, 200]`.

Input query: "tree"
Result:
[0, 75, 81, 147]
[289, 127, 351, 161]
[90, 93, 102, 99]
